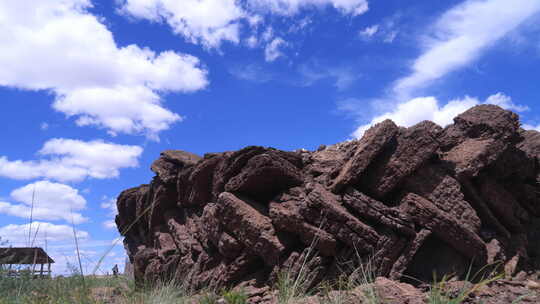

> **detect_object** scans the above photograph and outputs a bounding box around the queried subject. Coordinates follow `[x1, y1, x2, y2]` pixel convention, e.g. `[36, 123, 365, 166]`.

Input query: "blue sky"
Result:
[0, 0, 539, 275]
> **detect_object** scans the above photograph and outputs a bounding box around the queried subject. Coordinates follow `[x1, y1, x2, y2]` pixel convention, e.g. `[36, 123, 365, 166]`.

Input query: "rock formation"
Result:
[116, 105, 540, 295]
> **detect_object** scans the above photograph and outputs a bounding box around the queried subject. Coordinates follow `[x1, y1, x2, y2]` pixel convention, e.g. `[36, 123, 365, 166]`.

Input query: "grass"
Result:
[275, 233, 321, 304]
[0, 274, 192, 304]
[275, 240, 382, 304]
[135, 280, 191, 304]
[222, 289, 248, 304]
[0, 272, 253, 304]
[344, 250, 379, 304]
[427, 276, 534, 304]
[276, 265, 316, 304]
[319, 250, 380, 304]
[0, 273, 131, 304]
[0, 263, 537, 303]
[425, 263, 506, 304]
[199, 292, 219, 304]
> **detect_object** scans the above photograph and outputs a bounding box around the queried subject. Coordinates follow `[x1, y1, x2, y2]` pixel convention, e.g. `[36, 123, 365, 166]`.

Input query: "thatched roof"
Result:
[0, 247, 54, 264]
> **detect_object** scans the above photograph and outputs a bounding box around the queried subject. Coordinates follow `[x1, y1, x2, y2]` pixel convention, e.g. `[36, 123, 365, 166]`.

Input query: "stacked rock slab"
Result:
[116, 105, 540, 292]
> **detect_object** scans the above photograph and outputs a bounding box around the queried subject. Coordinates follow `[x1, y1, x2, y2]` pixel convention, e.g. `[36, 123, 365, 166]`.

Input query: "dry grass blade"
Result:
[27, 185, 36, 247]
[71, 205, 85, 285]
[427, 262, 504, 304]
[276, 218, 330, 304]
[92, 198, 161, 275]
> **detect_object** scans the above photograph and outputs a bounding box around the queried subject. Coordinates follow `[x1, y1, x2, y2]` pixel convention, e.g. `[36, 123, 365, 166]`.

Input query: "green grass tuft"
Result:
[222, 289, 248, 304]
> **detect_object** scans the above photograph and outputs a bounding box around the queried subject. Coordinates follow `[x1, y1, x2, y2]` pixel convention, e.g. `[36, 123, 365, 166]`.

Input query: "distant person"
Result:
[112, 264, 119, 277]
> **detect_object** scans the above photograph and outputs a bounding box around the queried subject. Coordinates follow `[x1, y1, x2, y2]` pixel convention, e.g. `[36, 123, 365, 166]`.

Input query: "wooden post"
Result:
[47, 263, 51, 278]
[40, 263, 44, 278]
[31, 249, 38, 277]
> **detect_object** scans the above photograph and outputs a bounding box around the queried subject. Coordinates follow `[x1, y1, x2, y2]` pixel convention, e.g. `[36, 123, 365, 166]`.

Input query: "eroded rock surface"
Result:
[116, 105, 540, 298]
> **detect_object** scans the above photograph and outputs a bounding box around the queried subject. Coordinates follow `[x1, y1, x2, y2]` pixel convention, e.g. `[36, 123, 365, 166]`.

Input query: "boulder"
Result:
[151, 150, 201, 184]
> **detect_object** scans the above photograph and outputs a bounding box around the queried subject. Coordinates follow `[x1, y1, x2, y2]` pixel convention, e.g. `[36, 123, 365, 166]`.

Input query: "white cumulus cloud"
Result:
[265, 37, 288, 62]
[353, 93, 527, 138]
[523, 124, 540, 131]
[101, 197, 118, 230]
[0, 181, 88, 224]
[100, 198, 118, 216]
[0, 221, 89, 245]
[484, 92, 529, 112]
[394, 0, 540, 97]
[118, 0, 245, 49]
[0, 0, 208, 138]
[119, 0, 368, 49]
[102, 220, 117, 230]
[0, 138, 143, 182]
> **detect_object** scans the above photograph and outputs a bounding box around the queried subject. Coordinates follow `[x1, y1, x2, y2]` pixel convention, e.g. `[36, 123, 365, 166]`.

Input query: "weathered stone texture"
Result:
[116, 105, 540, 298]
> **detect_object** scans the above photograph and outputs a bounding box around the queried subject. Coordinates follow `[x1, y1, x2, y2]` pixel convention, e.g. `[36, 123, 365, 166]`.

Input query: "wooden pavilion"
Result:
[0, 247, 54, 278]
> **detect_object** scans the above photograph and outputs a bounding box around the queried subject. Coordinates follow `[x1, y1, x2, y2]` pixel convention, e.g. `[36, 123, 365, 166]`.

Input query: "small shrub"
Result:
[223, 289, 248, 304]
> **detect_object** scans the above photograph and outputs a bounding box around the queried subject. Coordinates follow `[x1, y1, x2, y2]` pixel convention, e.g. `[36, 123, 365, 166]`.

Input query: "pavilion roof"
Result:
[0, 247, 54, 265]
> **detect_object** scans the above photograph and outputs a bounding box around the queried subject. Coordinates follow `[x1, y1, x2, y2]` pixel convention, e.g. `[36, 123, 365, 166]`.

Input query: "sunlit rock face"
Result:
[116, 105, 540, 293]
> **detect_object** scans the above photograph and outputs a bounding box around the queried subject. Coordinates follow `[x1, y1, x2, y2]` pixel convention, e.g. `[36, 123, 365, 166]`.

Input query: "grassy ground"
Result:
[0, 272, 252, 304]
[0, 240, 536, 304]
[0, 270, 537, 304]
[0, 274, 130, 304]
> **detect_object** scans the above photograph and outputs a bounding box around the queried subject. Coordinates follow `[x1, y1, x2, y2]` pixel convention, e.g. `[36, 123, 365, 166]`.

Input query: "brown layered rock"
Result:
[116, 105, 540, 298]
[331, 119, 399, 193]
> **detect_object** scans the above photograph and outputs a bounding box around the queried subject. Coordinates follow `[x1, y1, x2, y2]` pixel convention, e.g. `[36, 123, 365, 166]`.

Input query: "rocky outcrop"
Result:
[116, 105, 540, 297]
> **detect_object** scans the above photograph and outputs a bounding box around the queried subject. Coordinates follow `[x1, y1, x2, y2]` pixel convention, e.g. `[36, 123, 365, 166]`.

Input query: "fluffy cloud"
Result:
[248, 0, 368, 16]
[101, 197, 118, 230]
[353, 93, 526, 138]
[119, 0, 245, 48]
[265, 37, 288, 62]
[484, 93, 529, 112]
[102, 220, 117, 230]
[0, 181, 87, 224]
[348, 1, 539, 141]
[0, 0, 208, 138]
[359, 25, 379, 38]
[0, 138, 143, 182]
[53, 86, 182, 137]
[394, 0, 540, 97]
[119, 0, 368, 49]
[100, 198, 118, 216]
[0, 221, 89, 246]
[523, 124, 540, 131]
